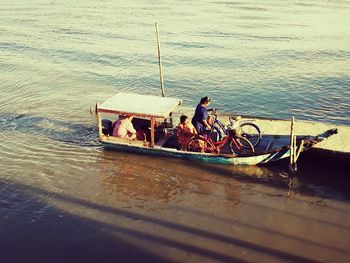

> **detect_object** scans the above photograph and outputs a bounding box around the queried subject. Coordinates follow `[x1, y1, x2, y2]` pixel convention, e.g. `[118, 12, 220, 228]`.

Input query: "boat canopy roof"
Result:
[97, 92, 182, 118]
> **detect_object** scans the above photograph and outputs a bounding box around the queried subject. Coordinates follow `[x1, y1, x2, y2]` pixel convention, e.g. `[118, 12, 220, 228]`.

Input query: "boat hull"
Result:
[101, 140, 293, 165]
[100, 127, 337, 166]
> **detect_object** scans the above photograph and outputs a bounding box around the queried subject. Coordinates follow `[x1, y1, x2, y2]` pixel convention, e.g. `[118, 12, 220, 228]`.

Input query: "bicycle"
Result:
[186, 124, 255, 155]
[208, 108, 262, 148]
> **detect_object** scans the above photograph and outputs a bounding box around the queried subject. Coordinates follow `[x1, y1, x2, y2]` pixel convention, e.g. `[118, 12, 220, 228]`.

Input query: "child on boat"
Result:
[177, 115, 197, 150]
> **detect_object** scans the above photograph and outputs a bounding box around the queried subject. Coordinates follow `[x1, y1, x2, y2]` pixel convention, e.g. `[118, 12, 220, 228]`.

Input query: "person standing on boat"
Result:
[113, 115, 137, 139]
[192, 96, 212, 134]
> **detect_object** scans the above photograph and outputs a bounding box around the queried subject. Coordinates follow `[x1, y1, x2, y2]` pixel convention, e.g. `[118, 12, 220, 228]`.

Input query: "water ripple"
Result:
[0, 0, 349, 208]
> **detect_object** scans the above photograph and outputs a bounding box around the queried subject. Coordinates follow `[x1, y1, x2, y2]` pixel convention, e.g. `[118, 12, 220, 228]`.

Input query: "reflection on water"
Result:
[97, 151, 243, 210]
[287, 176, 297, 197]
[97, 150, 350, 205]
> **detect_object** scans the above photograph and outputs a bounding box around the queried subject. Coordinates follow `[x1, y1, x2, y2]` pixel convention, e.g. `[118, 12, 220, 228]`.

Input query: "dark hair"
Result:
[200, 96, 211, 104]
[180, 115, 188, 123]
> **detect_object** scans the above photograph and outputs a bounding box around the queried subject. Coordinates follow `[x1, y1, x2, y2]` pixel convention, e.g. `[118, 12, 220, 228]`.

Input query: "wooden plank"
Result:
[289, 116, 295, 166]
[103, 135, 149, 147]
[155, 22, 165, 97]
[293, 134, 297, 162]
[97, 108, 166, 119]
[295, 140, 304, 161]
[169, 112, 173, 128]
[150, 117, 155, 148]
[97, 103, 103, 140]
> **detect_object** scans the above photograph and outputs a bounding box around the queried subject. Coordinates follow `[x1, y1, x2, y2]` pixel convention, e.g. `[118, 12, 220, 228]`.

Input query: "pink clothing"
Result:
[113, 118, 136, 139]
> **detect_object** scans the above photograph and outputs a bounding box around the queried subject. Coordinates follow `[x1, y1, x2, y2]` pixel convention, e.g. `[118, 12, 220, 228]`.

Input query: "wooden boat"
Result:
[96, 92, 337, 165]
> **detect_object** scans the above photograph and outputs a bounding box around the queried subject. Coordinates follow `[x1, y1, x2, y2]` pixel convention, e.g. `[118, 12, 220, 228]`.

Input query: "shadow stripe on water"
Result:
[0, 180, 325, 263]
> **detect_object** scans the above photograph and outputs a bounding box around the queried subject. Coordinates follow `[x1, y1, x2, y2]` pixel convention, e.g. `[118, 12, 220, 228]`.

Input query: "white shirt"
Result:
[113, 118, 136, 138]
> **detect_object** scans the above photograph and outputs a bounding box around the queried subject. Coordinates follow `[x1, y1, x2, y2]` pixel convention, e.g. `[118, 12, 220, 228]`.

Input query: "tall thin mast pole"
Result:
[155, 22, 165, 97]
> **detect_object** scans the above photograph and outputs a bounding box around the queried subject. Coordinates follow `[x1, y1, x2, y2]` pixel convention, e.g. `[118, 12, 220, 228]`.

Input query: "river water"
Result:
[0, 1, 350, 262]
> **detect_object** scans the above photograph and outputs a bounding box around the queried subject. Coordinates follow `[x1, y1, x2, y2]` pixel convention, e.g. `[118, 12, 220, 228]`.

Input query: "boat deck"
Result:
[173, 106, 350, 162]
[241, 118, 350, 159]
[161, 133, 311, 156]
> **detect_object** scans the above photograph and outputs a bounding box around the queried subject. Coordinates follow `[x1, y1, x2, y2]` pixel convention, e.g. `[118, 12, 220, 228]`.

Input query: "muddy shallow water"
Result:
[1, 145, 350, 262]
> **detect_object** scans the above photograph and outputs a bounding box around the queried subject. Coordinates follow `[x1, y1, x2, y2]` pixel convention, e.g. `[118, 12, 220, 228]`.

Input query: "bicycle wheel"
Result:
[230, 136, 255, 155]
[187, 137, 209, 152]
[209, 125, 222, 142]
[240, 123, 261, 147]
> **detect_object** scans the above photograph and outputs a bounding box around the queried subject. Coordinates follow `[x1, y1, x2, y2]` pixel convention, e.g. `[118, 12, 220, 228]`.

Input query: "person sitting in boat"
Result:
[113, 115, 138, 140]
[192, 96, 212, 134]
[177, 115, 197, 150]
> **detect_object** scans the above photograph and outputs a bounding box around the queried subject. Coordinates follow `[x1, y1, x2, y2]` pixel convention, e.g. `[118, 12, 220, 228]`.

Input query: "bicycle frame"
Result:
[205, 109, 261, 150]
[203, 132, 243, 154]
[211, 113, 255, 133]
[209, 111, 259, 139]
[209, 111, 227, 136]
